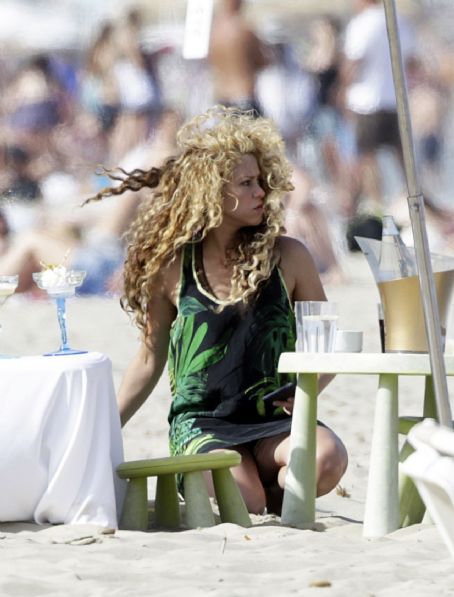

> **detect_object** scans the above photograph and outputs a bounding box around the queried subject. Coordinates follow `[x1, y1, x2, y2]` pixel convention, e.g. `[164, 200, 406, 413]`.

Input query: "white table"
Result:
[0, 352, 125, 528]
[278, 352, 454, 537]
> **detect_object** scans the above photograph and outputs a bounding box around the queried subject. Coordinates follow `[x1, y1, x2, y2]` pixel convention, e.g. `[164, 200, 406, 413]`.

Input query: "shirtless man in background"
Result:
[208, 0, 270, 115]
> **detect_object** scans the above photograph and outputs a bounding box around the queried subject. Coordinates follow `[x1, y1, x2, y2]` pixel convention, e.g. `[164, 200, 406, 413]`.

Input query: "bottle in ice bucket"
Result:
[377, 215, 416, 352]
[377, 215, 416, 282]
[357, 214, 454, 352]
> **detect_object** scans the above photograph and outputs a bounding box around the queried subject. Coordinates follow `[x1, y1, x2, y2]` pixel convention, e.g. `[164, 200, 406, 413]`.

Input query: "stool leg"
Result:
[212, 468, 251, 527]
[119, 477, 148, 531]
[155, 473, 180, 529]
[363, 373, 399, 537]
[183, 471, 216, 528]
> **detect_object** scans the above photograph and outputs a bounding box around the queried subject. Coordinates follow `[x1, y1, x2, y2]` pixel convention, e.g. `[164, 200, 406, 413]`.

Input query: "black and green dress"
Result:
[168, 242, 296, 456]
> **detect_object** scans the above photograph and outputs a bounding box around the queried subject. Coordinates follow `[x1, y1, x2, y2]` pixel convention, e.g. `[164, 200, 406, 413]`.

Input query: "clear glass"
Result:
[32, 270, 87, 356]
[0, 274, 19, 358]
[295, 301, 338, 353]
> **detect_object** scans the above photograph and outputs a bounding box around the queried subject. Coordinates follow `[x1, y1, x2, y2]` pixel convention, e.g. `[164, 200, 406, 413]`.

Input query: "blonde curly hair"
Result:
[88, 106, 294, 343]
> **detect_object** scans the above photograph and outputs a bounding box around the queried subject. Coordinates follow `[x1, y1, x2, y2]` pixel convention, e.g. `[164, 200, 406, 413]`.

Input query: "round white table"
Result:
[0, 352, 125, 528]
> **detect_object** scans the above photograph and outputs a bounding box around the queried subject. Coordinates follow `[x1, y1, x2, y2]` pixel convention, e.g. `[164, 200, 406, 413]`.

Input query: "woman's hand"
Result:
[273, 398, 294, 416]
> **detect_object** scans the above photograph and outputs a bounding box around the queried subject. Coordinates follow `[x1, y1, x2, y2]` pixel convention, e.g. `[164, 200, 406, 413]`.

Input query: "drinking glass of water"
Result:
[295, 301, 338, 352]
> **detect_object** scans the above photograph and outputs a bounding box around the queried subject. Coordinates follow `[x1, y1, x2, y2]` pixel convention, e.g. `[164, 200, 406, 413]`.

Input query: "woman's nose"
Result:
[254, 183, 265, 198]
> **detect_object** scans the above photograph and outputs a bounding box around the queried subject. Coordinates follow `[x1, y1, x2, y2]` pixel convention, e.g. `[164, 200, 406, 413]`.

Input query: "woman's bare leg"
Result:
[254, 426, 348, 512]
[205, 445, 267, 515]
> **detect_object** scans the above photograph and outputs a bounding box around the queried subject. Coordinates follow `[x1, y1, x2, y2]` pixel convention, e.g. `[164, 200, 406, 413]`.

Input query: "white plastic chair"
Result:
[401, 419, 454, 560]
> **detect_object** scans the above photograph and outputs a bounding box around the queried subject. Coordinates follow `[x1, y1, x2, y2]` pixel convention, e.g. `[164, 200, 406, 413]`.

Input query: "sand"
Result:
[1, 252, 453, 596]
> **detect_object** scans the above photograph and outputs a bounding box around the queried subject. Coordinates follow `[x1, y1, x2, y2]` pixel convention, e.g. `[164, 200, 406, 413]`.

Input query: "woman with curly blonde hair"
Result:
[99, 106, 347, 515]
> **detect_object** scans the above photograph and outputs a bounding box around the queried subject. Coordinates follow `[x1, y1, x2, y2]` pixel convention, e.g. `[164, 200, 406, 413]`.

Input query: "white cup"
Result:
[334, 330, 363, 353]
[295, 301, 338, 353]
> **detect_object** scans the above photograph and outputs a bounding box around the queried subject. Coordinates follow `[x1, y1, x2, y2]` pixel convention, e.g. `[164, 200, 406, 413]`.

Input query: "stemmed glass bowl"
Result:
[32, 268, 87, 356]
[0, 274, 19, 358]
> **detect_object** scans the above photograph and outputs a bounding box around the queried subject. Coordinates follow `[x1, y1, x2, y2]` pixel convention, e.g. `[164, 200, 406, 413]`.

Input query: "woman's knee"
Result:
[242, 487, 267, 515]
[316, 429, 348, 496]
[233, 472, 267, 514]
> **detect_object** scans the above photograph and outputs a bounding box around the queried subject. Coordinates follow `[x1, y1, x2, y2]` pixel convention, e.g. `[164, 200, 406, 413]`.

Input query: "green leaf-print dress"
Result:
[168, 242, 296, 457]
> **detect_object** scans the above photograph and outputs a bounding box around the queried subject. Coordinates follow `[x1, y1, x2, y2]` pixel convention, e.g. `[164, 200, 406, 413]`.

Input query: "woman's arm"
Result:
[117, 279, 177, 427]
[278, 236, 334, 398]
[278, 235, 326, 303]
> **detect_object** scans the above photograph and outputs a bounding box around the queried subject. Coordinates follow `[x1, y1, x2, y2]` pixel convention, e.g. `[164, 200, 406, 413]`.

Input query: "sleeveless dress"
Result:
[168, 242, 296, 456]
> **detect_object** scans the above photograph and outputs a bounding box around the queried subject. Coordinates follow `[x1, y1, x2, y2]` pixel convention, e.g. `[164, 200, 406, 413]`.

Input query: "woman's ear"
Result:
[223, 190, 239, 212]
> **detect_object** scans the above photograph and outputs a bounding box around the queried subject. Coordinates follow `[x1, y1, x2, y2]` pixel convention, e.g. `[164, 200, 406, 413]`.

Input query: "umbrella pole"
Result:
[383, 0, 452, 426]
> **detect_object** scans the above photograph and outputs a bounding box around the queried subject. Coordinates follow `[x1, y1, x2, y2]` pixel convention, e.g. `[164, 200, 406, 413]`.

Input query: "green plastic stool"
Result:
[117, 450, 251, 531]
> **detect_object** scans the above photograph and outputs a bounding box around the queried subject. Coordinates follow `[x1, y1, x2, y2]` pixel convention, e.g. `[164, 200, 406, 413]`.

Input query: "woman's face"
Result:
[222, 154, 266, 228]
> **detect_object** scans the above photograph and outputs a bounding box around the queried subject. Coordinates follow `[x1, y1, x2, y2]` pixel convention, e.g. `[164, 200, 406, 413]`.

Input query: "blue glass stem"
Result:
[56, 297, 69, 352]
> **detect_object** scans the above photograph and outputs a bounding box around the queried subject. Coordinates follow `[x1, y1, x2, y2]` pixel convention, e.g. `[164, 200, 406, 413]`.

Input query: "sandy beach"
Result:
[1, 251, 453, 596]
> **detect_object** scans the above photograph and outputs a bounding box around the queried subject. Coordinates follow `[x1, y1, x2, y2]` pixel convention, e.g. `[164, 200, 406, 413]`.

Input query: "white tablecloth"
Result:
[0, 352, 125, 528]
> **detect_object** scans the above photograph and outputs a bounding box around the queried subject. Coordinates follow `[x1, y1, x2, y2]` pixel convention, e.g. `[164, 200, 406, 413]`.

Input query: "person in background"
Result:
[108, 8, 163, 163]
[340, 0, 415, 212]
[2, 54, 64, 158]
[79, 22, 120, 140]
[208, 0, 270, 115]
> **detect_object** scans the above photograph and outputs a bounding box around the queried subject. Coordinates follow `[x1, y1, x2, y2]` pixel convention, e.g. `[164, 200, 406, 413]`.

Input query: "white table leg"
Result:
[363, 373, 399, 537]
[281, 373, 318, 526]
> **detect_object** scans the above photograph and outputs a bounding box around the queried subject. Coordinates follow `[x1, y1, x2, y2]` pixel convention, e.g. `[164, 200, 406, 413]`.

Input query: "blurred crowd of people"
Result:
[1, 0, 454, 295]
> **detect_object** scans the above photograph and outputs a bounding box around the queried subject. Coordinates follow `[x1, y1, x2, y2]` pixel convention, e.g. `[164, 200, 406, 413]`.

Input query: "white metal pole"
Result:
[383, 0, 452, 426]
